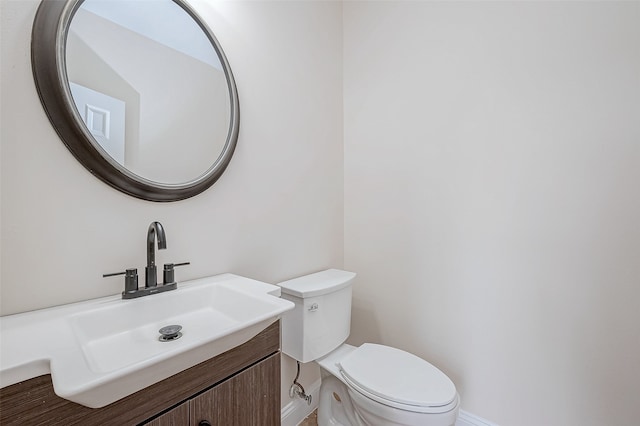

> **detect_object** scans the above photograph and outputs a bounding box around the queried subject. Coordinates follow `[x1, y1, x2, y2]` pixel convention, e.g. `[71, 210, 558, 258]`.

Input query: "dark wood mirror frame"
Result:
[31, 0, 240, 202]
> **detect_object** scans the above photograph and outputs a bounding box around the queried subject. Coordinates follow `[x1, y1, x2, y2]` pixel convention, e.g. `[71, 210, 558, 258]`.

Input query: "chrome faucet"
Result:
[146, 221, 167, 288]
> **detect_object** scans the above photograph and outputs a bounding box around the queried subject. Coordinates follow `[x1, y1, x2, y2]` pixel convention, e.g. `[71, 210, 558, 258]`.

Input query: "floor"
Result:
[299, 409, 318, 426]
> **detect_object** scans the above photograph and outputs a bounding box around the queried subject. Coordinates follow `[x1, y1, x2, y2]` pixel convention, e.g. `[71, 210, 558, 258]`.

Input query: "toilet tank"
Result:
[278, 269, 356, 363]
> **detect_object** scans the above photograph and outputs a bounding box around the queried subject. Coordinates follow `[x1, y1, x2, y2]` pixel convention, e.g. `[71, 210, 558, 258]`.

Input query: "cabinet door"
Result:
[143, 402, 189, 426]
[190, 353, 280, 426]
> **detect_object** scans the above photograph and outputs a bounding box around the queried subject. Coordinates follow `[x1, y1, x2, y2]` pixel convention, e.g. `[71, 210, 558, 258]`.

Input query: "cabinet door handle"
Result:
[199, 421, 212, 426]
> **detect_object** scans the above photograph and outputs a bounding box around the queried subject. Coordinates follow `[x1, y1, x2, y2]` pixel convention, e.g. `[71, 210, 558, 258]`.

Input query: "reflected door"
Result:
[70, 81, 126, 166]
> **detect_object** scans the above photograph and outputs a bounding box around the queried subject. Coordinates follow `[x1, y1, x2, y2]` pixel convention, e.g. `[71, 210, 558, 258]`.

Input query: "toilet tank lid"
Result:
[278, 269, 356, 298]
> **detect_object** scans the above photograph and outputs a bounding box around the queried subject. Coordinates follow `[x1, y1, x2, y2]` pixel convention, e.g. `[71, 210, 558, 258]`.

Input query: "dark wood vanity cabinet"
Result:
[189, 353, 279, 426]
[144, 402, 189, 426]
[143, 353, 279, 426]
[0, 321, 281, 426]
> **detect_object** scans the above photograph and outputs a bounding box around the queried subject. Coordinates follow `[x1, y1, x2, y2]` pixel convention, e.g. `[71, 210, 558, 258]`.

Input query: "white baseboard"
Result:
[456, 410, 499, 426]
[281, 378, 321, 426]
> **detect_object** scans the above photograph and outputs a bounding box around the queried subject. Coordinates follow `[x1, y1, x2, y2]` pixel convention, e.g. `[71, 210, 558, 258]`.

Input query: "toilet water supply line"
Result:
[290, 361, 312, 405]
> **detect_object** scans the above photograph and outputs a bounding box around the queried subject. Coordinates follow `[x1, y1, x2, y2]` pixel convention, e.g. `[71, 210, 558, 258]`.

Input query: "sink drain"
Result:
[158, 324, 183, 342]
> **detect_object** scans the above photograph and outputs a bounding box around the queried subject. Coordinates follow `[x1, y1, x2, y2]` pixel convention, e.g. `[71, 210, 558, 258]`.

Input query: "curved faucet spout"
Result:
[148, 221, 167, 255]
[146, 222, 167, 288]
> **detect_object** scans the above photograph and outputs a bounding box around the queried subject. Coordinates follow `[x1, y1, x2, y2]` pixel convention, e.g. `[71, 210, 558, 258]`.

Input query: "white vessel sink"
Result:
[0, 274, 294, 408]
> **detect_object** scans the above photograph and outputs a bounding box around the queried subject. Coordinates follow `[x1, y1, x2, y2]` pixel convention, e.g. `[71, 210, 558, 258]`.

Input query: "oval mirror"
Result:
[31, 0, 239, 201]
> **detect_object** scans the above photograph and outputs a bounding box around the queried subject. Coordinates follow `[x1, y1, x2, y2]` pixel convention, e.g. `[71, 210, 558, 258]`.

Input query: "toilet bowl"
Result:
[316, 343, 459, 426]
[278, 269, 459, 426]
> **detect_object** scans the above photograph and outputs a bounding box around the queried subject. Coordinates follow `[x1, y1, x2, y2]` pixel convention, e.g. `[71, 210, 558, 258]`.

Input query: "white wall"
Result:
[1, 0, 342, 408]
[344, 2, 640, 426]
[4, 1, 640, 423]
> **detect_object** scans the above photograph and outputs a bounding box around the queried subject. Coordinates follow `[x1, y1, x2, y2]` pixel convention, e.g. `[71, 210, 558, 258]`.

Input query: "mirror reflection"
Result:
[66, 0, 231, 184]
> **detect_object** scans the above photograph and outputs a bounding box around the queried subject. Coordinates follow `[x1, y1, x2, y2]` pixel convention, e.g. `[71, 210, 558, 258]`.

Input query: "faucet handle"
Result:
[103, 268, 139, 295]
[163, 262, 190, 285]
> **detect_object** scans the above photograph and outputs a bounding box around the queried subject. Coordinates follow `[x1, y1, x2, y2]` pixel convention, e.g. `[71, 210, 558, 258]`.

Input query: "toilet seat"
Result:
[338, 343, 458, 414]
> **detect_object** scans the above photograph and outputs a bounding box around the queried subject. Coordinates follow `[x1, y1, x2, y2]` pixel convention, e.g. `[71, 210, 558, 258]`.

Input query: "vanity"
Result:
[0, 323, 279, 425]
[0, 275, 294, 426]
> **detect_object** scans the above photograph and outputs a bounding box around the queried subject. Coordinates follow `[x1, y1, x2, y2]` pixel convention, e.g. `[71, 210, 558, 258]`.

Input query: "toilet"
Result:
[278, 269, 460, 426]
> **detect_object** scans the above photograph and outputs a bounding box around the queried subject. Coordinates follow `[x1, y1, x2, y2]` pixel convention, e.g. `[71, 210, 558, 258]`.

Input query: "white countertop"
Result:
[0, 273, 293, 407]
